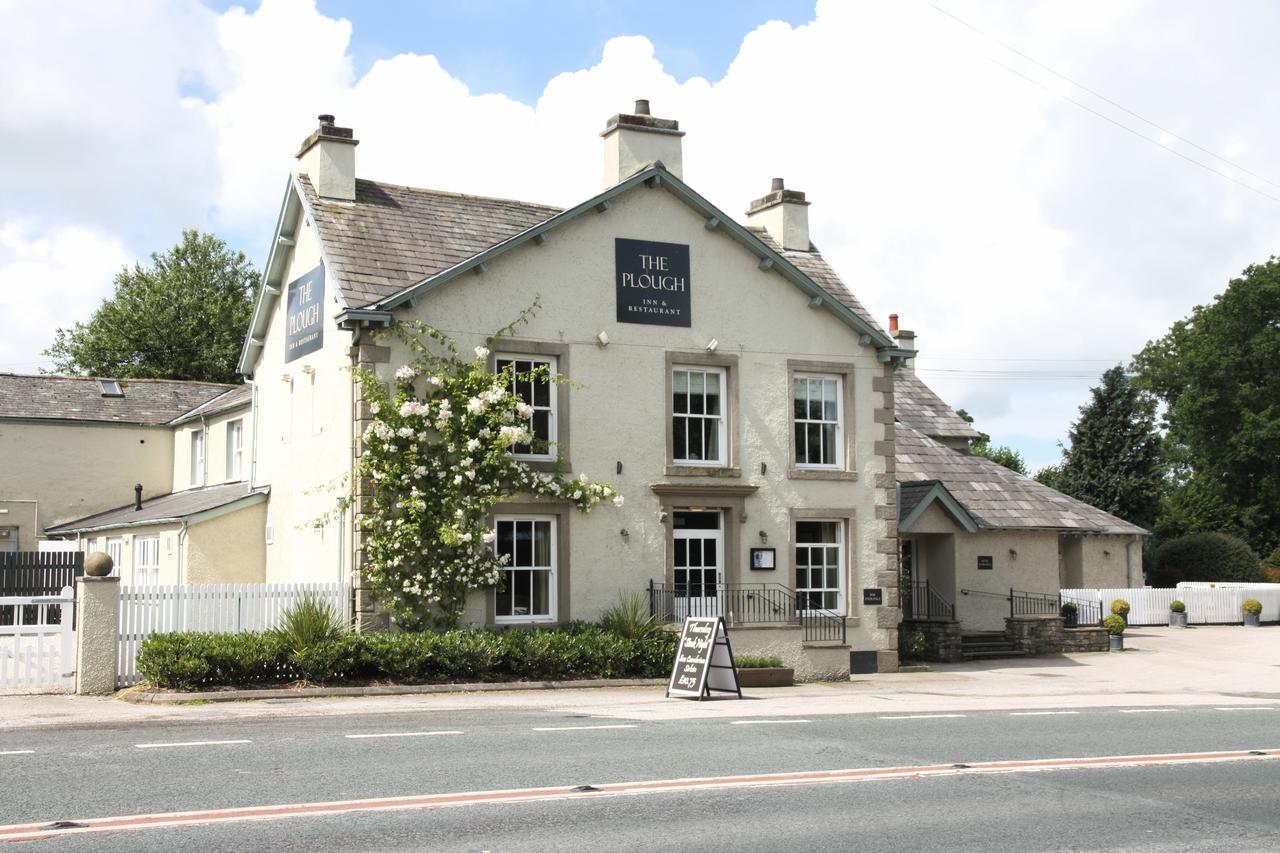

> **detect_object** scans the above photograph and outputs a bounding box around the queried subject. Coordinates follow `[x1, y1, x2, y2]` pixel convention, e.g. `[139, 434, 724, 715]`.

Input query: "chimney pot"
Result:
[134, 483, 143, 512]
[771, 177, 785, 192]
[318, 113, 335, 127]
[634, 99, 651, 116]
[889, 313, 899, 333]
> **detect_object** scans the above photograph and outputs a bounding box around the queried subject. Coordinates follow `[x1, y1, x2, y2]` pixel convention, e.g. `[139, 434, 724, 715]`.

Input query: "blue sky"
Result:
[4, 0, 1278, 475]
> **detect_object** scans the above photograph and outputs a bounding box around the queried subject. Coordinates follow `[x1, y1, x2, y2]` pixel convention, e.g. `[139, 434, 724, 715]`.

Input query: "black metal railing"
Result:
[902, 581, 955, 622]
[959, 587, 1103, 627]
[648, 580, 846, 644]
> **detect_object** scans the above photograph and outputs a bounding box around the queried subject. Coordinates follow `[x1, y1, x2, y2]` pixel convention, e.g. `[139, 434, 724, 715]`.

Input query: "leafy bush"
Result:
[735, 655, 785, 669]
[137, 626, 679, 690]
[599, 591, 662, 641]
[275, 593, 344, 654]
[1152, 533, 1263, 586]
[1060, 602, 1078, 614]
[1170, 600, 1186, 613]
[1103, 615, 1127, 636]
[1110, 599, 1130, 617]
[1264, 547, 1280, 583]
[1242, 598, 1263, 616]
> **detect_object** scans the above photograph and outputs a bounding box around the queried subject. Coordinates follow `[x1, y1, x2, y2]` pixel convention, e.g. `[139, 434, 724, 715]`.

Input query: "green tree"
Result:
[1150, 532, 1263, 586]
[44, 230, 259, 384]
[1051, 366, 1164, 530]
[954, 408, 1026, 474]
[1033, 463, 1068, 491]
[1133, 258, 1280, 554]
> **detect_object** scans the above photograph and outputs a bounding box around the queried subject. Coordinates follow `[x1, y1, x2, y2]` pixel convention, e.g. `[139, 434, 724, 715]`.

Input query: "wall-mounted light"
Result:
[758, 530, 768, 544]
[301, 364, 315, 376]
[620, 528, 630, 540]
[280, 373, 293, 384]
[616, 461, 623, 475]
[705, 338, 719, 353]
[1008, 548, 1017, 558]
[596, 331, 610, 348]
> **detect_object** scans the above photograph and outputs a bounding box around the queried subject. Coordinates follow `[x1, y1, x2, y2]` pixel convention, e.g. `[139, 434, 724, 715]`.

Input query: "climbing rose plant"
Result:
[352, 313, 620, 630]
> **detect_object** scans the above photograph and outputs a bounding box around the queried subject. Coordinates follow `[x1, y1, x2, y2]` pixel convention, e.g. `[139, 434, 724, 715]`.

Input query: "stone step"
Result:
[962, 649, 1028, 660]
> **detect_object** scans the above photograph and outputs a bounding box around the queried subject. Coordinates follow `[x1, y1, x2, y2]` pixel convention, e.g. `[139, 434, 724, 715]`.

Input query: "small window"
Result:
[495, 355, 556, 459]
[98, 379, 123, 397]
[672, 366, 727, 466]
[493, 516, 556, 622]
[190, 430, 205, 486]
[133, 536, 160, 586]
[795, 520, 843, 612]
[793, 375, 843, 468]
[226, 419, 244, 480]
[106, 537, 124, 577]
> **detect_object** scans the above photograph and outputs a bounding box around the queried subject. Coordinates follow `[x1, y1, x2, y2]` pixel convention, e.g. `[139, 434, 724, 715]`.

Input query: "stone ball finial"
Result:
[84, 551, 114, 578]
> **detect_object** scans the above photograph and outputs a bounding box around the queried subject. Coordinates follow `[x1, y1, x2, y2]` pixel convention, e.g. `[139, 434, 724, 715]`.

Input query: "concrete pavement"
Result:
[2, 625, 1276, 730]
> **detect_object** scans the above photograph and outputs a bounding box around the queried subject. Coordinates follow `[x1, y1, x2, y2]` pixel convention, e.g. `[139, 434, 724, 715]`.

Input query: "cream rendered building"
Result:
[238, 105, 912, 676]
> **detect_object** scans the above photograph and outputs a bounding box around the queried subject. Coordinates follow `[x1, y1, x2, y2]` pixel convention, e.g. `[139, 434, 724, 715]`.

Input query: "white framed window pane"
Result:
[795, 520, 842, 612]
[793, 375, 842, 468]
[494, 517, 555, 620]
[496, 356, 556, 458]
[190, 431, 204, 485]
[672, 367, 726, 465]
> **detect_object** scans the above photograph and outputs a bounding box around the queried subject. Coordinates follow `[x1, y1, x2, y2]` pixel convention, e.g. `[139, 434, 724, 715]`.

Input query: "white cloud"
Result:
[4, 0, 1279, 459]
[0, 222, 133, 373]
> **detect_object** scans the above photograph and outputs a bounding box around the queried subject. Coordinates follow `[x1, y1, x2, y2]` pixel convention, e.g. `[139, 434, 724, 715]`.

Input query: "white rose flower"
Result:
[466, 438, 480, 451]
[474, 345, 490, 360]
[394, 364, 418, 382]
[613, 495, 625, 508]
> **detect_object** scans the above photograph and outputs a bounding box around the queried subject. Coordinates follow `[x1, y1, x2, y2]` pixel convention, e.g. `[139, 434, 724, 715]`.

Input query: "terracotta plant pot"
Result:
[736, 667, 794, 687]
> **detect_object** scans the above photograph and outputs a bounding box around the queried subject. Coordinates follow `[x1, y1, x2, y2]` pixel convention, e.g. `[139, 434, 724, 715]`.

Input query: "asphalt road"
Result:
[4, 703, 1279, 851]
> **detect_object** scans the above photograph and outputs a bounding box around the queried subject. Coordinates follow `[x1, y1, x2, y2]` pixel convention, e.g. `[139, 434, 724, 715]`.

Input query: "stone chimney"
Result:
[296, 114, 359, 201]
[601, 99, 684, 186]
[890, 313, 917, 373]
[746, 178, 811, 252]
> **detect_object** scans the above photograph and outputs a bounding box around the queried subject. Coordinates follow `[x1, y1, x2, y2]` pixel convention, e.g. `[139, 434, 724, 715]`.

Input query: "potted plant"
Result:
[734, 655, 794, 687]
[1060, 601, 1079, 628]
[1168, 600, 1188, 628]
[1103, 614, 1126, 651]
[1242, 598, 1263, 627]
[1110, 599, 1131, 626]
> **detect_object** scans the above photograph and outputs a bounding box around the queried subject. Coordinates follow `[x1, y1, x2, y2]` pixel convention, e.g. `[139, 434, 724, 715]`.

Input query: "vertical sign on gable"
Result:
[285, 263, 325, 363]
[615, 238, 691, 327]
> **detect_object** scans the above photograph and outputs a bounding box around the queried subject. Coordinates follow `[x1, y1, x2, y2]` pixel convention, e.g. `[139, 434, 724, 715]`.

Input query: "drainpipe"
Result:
[249, 381, 260, 488]
[176, 520, 189, 587]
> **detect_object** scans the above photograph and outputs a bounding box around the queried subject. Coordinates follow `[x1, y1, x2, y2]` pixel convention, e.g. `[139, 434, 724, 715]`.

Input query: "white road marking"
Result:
[1213, 707, 1277, 712]
[0, 750, 34, 756]
[1009, 711, 1080, 716]
[345, 731, 463, 739]
[729, 719, 812, 726]
[532, 724, 638, 732]
[1117, 709, 1177, 714]
[134, 740, 252, 749]
[878, 714, 967, 720]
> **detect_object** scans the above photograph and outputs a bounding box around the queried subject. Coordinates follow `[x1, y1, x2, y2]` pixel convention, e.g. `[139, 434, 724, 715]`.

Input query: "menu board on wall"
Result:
[615, 238, 691, 327]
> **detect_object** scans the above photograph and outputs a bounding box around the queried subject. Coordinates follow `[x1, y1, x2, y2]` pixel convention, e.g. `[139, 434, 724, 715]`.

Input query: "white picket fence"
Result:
[1062, 586, 1280, 626]
[118, 583, 350, 687]
[0, 588, 75, 693]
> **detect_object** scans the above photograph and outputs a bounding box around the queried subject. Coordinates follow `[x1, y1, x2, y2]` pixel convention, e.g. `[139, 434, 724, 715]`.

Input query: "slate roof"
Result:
[898, 479, 940, 523]
[298, 175, 562, 308]
[45, 482, 268, 534]
[895, 424, 1145, 535]
[894, 371, 982, 441]
[168, 384, 252, 426]
[750, 231, 889, 337]
[0, 373, 235, 426]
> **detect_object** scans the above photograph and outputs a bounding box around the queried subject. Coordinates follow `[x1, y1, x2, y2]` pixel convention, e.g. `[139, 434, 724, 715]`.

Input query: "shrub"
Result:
[1242, 598, 1263, 616]
[137, 626, 680, 690]
[735, 655, 785, 669]
[599, 591, 662, 641]
[1152, 533, 1263, 586]
[1110, 599, 1130, 617]
[1264, 547, 1280, 583]
[1169, 600, 1186, 614]
[1061, 602, 1078, 614]
[275, 593, 344, 654]
[1103, 615, 1127, 635]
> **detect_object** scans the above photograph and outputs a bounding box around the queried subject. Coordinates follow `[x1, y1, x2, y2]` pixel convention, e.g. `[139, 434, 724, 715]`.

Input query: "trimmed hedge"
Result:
[137, 627, 679, 691]
[1152, 532, 1262, 586]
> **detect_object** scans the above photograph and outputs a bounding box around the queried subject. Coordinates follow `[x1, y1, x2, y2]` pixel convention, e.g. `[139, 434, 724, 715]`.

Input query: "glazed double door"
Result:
[673, 510, 722, 619]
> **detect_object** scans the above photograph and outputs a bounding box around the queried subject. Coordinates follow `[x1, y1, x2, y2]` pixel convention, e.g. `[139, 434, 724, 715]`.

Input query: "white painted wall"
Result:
[171, 404, 253, 491]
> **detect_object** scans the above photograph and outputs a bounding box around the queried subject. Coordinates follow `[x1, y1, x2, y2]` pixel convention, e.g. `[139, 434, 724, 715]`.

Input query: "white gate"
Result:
[0, 587, 75, 693]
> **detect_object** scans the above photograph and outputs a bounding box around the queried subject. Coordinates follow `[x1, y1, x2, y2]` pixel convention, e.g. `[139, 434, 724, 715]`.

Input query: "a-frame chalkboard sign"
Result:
[666, 616, 742, 700]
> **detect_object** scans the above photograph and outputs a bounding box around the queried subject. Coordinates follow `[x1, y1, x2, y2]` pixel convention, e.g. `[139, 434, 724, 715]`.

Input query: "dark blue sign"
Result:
[285, 263, 324, 363]
[616, 238, 691, 327]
